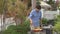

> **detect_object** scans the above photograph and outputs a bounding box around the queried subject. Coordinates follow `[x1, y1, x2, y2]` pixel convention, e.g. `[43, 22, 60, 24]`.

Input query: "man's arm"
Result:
[28, 10, 34, 25]
[40, 11, 43, 27]
[40, 18, 42, 27]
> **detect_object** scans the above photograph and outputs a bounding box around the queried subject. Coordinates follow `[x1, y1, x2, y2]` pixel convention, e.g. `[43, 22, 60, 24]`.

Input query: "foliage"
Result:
[42, 18, 48, 25]
[2, 20, 30, 34]
[59, 8, 60, 10]
[15, 1, 27, 23]
[6, 0, 27, 23]
[2, 25, 17, 34]
[27, 0, 31, 9]
[36, 0, 40, 5]
[56, 15, 60, 21]
[47, 0, 57, 10]
[11, 0, 16, 2]
[0, 0, 17, 16]
[47, 0, 54, 4]
[0, 0, 4, 14]
[0, 0, 30, 22]
[5, 0, 17, 17]
[54, 22, 60, 31]
[23, 20, 30, 31]
[54, 15, 60, 32]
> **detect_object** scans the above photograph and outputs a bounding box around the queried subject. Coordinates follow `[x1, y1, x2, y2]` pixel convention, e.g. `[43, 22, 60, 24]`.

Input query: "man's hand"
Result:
[30, 18, 33, 25]
[40, 19, 43, 28]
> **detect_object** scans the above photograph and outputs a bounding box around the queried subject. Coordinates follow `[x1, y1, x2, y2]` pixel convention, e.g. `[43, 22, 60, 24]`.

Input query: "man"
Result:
[28, 5, 42, 30]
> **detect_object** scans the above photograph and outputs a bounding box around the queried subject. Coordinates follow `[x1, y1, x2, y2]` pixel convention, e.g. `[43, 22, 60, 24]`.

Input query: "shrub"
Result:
[42, 18, 48, 26]
[2, 20, 30, 34]
[54, 15, 60, 32]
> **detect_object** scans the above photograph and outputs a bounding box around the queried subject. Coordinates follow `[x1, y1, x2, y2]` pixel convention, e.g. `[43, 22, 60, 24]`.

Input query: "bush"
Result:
[42, 18, 48, 26]
[54, 15, 60, 32]
[2, 20, 30, 34]
[54, 22, 60, 31]
[2, 25, 17, 34]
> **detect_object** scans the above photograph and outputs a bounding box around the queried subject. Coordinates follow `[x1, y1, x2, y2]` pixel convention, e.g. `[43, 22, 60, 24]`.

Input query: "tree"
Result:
[2, 0, 30, 24]
[47, 0, 57, 10]
[36, 0, 40, 5]
[5, 0, 17, 17]
[27, 0, 31, 9]
[0, 0, 4, 14]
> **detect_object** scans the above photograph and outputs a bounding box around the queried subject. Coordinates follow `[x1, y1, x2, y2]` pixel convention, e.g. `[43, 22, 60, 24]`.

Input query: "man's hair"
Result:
[36, 5, 41, 9]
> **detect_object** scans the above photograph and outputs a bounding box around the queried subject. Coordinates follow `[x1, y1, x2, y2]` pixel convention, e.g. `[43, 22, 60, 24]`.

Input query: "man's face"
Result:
[36, 8, 40, 12]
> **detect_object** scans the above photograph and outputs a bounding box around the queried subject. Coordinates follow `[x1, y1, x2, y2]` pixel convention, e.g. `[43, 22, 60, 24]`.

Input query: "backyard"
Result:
[0, 0, 60, 34]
